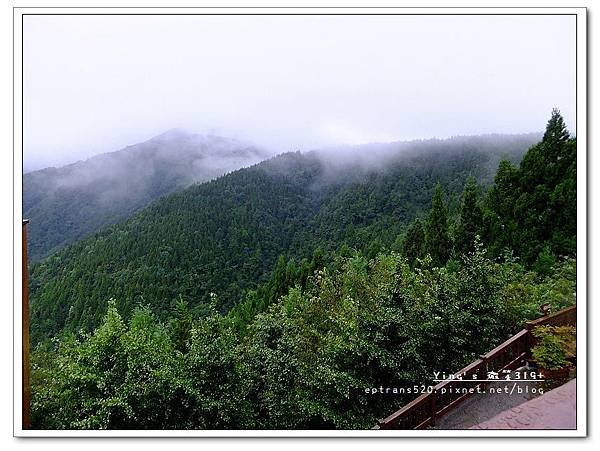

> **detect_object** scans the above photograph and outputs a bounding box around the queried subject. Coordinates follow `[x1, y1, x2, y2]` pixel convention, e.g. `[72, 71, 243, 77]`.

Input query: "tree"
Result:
[455, 177, 483, 255]
[425, 183, 452, 266]
[542, 107, 570, 147]
[169, 296, 193, 353]
[402, 218, 425, 266]
[483, 159, 519, 256]
[483, 109, 576, 263]
[269, 255, 289, 303]
[513, 109, 576, 262]
[309, 246, 326, 275]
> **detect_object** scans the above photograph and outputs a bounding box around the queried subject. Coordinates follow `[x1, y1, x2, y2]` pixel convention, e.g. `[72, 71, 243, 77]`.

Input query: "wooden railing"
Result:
[374, 305, 576, 430]
[22, 219, 31, 430]
[525, 306, 576, 330]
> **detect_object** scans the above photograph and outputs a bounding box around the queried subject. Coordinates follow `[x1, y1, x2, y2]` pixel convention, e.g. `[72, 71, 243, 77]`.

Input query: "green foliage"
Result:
[240, 253, 411, 429]
[180, 313, 254, 428]
[454, 176, 483, 255]
[531, 325, 576, 371]
[542, 108, 571, 147]
[483, 159, 520, 256]
[32, 300, 180, 429]
[168, 297, 193, 353]
[401, 218, 425, 266]
[496, 257, 576, 327]
[484, 109, 576, 264]
[424, 183, 452, 266]
[31, 244, 576, 429]
[28, 114, 576, 430]
[31, 300, 253, 429]
[30, 135, 535, 344]
[24, 132, 266, 261]
[533, 245, 557, 277]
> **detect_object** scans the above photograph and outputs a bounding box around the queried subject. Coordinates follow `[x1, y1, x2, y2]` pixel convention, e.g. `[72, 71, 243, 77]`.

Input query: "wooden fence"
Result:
[22, 219, 31, 430]
[374, 305, 576, 430]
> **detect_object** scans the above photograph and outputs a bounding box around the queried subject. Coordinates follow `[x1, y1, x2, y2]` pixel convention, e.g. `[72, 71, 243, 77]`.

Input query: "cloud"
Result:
[23, 14, 576, 170]
[318, 123, 397, 147]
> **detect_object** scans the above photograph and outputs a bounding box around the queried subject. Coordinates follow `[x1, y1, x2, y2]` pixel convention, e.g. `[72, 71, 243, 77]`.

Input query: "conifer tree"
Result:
[483, 159, 518, 256]
[515, 109, 575, 262]
[542, 108, 570, 147]
[402, 218, 425, 266]
[425, 183, 452, 266]
[170, 297, 193, 353]
[310, 247, 326, 274]
[269, 255, 288, 303]
[455, 177, 483, 255]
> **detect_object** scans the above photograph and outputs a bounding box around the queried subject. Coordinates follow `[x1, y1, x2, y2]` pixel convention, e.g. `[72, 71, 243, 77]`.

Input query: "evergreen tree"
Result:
[169, 297, 193, 353]
[483, 109, 576, 264]
[542, 108, 570, 147]
[425, 183, 452, 266]
[483, 159, 518, 256]
[269, 255, 288, 303]
[513, 109, 576, 262]
[402, 218, 425, 266]
[309, 247, 326, 275]
[455, 177, 483, 255]
[366, 238, 383, 260]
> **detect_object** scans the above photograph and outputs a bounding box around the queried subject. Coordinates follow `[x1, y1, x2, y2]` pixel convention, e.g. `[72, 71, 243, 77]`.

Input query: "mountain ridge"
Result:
[24, 130, 269, 260]
[29, 132, 542, 343]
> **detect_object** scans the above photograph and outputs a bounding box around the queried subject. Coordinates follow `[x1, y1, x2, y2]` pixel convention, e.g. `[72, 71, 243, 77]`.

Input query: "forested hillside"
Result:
[29, 133, 540, 343]
[24, 129, 268, 260]
[29, 111, 577, 430]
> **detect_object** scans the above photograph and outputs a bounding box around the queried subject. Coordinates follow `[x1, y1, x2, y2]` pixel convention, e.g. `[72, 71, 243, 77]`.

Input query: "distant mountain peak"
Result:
[151, 128, 191, 141]
[24, 130, 271, 260]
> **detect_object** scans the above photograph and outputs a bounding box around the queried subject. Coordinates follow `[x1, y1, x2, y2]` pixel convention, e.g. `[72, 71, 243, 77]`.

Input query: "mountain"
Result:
[29, 133, 541, 343]
[23, 130, 268, 261]
[29, 111, 578, 430]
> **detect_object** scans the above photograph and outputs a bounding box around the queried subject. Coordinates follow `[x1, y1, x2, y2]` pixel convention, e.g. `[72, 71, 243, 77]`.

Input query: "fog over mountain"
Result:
[22, 11, 579, 432]
[24, 130, 268, 260]
[308, 132, 543, 185]
[24, 128, 542, 262]
[23, 14, 575, 170]
[28, 129, 547, 343]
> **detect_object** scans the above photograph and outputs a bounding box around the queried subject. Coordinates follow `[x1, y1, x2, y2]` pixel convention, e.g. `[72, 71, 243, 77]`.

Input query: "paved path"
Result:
[434, 373, 546, 429]
[471, 379, 576, 430]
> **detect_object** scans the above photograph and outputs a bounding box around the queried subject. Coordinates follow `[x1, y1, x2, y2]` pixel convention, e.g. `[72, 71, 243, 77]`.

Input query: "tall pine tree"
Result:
[455, 177, 483, 255]
[483, 159, 518, 257]
[402, 218, 425, 267]
[425, 183, 452, 266]
[514, 108, 575, 262]
[542, 108, 570, 148]
[169, 297, 193, 353]
[484, 109, 576, 263]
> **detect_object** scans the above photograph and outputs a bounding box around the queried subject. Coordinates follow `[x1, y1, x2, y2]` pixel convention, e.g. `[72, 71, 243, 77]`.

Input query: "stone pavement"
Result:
[471, 378, 576, 430]
[434, 372, 547, 429]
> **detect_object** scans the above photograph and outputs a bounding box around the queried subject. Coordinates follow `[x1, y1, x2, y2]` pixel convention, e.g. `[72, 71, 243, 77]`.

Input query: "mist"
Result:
[23, 14, 576, 171]
[23, 130, 268, 260]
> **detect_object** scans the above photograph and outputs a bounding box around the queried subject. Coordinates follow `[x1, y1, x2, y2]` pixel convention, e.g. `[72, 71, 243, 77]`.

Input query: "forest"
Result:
[28, 132, 539, 343]
[28, 110, 576, 429]
[24, 130, 266, 261]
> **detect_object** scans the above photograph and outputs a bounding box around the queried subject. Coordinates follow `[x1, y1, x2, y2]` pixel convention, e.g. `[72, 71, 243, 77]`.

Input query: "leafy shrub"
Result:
[531, 325, 576, 371]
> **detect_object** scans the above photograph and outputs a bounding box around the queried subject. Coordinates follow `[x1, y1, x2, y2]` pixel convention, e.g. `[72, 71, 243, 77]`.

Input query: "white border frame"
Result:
[12, 6, 588, 438]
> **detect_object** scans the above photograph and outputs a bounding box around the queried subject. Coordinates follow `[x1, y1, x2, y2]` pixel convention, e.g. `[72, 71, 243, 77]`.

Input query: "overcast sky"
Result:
[23, 14, 576, 171]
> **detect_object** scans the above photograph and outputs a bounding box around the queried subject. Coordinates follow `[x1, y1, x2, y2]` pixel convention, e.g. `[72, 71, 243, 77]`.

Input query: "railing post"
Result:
[22, 219, 31, 430]
[431, 390, 437, 427]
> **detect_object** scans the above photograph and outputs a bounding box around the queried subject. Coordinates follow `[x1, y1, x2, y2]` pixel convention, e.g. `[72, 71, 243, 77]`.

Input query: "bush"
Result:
[531, 325, 576, 370]
[31, 250, 578, 429]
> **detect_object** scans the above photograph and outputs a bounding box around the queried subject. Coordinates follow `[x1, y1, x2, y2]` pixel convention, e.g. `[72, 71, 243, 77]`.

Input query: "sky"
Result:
[23, 14, 576, 171]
